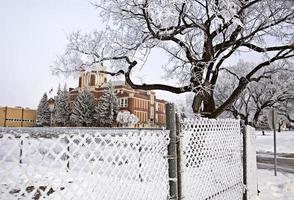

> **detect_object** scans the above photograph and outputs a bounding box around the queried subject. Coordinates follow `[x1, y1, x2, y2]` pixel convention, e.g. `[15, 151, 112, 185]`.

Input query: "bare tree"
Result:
[53, 0, 294, 117]
[278, 99, 294, 124]
[215, 61, 294, 126]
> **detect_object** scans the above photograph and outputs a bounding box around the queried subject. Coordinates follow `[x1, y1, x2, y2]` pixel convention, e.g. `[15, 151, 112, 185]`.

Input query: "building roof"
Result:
[0, 106, 36, 111]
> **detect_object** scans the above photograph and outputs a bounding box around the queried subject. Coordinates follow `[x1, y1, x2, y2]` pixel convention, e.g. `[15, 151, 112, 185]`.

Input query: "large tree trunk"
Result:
[192, 93, 203, 113]
[192, 90, 216, 117]
[202, 92, 216, 117]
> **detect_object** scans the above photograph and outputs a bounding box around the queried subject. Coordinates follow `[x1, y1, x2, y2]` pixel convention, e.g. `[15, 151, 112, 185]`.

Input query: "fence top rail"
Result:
[0, 127, 169, 139]
[181, 117, 240, 123]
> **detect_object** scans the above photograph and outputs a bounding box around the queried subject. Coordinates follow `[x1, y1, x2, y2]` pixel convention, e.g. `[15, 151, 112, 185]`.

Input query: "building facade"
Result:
[69, 68, 167, 128]
[0, 106, 37, 127]
[112, 82, 167, 128]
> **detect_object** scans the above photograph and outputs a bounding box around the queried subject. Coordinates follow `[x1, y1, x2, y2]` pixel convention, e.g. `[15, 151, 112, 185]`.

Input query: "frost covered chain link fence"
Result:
[0, 127, 170, 200]
[180, 118, 243, 200]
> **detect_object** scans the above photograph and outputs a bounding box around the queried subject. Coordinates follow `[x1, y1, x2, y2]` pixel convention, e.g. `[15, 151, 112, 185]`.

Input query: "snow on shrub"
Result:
[116, 111, 139, 127]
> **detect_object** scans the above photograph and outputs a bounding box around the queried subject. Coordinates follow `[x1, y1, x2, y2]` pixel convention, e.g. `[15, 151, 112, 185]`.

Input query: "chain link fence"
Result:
[0, 127, 170, 200]
[179, 118, 244, 200]
[0, 106, 257, 200]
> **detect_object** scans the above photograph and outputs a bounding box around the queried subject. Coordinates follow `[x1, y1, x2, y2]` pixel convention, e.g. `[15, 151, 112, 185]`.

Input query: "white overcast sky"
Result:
[0, 0, 188, 109]
[0, 0, 97, 108]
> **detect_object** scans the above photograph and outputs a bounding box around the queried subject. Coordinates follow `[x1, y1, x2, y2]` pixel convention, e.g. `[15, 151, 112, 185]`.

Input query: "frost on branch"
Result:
[215, 61, 294, 127]
[116, 111, 139, 127]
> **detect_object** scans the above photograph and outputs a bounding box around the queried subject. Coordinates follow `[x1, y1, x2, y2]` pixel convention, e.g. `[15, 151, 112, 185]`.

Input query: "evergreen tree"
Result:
[70, 89, 96, 127]
[36, 93, 51, 126]
[54, 84, 70, 126]
[95, 83, 119, 127]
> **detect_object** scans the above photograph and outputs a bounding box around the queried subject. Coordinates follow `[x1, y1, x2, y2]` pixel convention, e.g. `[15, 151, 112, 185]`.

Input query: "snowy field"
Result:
[256, 131, 294, 154]
[257, 169, 294, 200]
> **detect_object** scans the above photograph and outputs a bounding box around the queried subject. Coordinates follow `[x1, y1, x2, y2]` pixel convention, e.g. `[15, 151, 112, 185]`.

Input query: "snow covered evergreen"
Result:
[116, 111, 139, 127]
[70, 89, 96, 126]
[54, 85, 70, 126]
[94, 83, 118, 127]
[36, 93, 51, 126]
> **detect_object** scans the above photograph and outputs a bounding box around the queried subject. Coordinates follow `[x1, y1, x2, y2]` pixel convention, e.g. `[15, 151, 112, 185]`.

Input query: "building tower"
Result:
[78, 64, 108, 90]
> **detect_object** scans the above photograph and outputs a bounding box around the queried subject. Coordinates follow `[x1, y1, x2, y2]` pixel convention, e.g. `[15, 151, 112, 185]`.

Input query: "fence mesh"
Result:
[0, 127, 170, 200]
[180, 118, 243, 200]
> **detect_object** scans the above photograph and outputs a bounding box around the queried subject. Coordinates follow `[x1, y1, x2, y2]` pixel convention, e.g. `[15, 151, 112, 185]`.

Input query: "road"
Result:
[257, 153, 294, 174]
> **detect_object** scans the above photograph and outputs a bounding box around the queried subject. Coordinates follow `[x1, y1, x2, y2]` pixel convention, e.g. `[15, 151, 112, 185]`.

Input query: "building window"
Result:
[119, 98, 128, 108]
[155, 102, 159, 111]
[150, 107, 154, 119]
[150, 94, 154, 104]
[90, 74, 96, 86]
[79, 77, 82, 87]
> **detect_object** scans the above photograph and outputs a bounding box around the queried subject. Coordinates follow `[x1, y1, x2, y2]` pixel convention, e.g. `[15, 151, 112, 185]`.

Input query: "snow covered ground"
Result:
[1, 128, 293, 199]
[0, 162, 168, 200]
[0, 129, 170, 199]
[255, 131, 294, 199]
[257, 169, 294, 200]
[256, 131, 294, 154]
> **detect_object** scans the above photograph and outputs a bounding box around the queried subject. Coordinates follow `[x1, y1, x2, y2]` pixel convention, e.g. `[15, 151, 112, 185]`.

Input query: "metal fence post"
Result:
[175, 113, 182, 199]
[138, 129, 143, 182]
[67, 144, 70, 170]
[241, 121, 247, 200]
[65, 136, 70, 172]
[166, 103, 178, 200]
[19, 139, 23, 164]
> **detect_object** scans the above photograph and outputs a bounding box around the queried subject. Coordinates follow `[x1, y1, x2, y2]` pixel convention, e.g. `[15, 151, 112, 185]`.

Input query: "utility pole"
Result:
[272, 110, 277, 176]
[268, 108, 277, 176]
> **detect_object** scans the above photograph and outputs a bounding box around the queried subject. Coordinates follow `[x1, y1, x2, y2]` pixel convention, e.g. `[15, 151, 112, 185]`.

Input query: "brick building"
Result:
[69, 66, 167, 128]
[0, 106, 37, 127]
